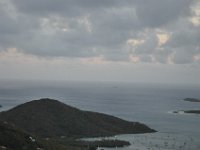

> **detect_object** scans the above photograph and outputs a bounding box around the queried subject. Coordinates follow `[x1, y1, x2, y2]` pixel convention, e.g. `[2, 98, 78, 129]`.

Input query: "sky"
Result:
[0, 0, 200, 84]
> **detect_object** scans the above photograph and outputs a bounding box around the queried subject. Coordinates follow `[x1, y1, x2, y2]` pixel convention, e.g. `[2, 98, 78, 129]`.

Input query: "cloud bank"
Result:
[0, 0, 200, 64]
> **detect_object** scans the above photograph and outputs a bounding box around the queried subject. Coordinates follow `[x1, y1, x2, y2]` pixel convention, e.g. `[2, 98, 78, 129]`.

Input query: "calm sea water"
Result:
[0, 80, 200, 149]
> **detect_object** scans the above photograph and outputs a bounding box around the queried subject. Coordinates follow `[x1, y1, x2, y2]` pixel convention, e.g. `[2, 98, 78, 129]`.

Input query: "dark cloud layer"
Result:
[0, 0, 199, 63]
[134, 0, 192, 27]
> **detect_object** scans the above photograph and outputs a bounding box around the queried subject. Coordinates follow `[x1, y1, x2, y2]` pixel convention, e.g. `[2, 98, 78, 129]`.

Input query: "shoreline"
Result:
[82, 132, 200, 150]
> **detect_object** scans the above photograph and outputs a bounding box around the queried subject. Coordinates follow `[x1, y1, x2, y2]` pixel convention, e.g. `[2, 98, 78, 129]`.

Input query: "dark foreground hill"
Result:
[0, 98, 155, 138]
[0, 121, 41, 150]
[0, 121, 87, 150]
[0, 120, 131, 150]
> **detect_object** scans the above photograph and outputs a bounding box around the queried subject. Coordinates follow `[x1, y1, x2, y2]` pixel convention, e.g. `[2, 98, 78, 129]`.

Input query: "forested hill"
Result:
[0, 98, 156, 138]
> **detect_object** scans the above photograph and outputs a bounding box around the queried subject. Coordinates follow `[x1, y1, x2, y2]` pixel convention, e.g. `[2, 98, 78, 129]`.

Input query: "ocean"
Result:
[0, 80, 200, 149]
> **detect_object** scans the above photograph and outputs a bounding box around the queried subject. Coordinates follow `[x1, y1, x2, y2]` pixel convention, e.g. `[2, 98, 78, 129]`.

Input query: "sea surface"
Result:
[0, 80, 200, 150]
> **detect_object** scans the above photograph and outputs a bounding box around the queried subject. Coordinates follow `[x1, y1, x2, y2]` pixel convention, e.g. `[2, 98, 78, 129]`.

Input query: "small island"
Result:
[172, 98, 200, 115]
[183, 98, 200, 102]
[184, 110, 200, 114]
[173, 110, 200, 115]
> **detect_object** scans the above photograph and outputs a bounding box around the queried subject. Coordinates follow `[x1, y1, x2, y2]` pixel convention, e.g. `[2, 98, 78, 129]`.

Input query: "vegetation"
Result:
[0, 121, 41, 150]
[0, 121, 86, 150]
[1, 120, 130, 150]
[0, 98, 156, 150]
[0, 98, 156, 138]
[78, 139, 130, 148]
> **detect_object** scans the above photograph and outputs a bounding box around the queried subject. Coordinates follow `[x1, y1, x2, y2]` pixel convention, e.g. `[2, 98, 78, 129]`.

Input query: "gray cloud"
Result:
[10, 0, 120, 17]
[134, 0, 193, 28]
[172, 49, 194, 64]
[0, 0, 199, 64]
[163, 18, 200, 64]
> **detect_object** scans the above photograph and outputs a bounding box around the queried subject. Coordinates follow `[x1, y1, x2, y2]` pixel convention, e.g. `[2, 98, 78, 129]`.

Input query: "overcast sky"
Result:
[0, 0, 200, 84]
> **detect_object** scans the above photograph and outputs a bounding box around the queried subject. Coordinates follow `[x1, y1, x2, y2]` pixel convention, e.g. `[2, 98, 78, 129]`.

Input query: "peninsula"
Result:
[0, 98, 156, 150]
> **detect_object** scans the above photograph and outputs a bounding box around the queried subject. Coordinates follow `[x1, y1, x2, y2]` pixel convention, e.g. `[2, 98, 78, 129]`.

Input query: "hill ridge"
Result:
[0, 98, 156, 138]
